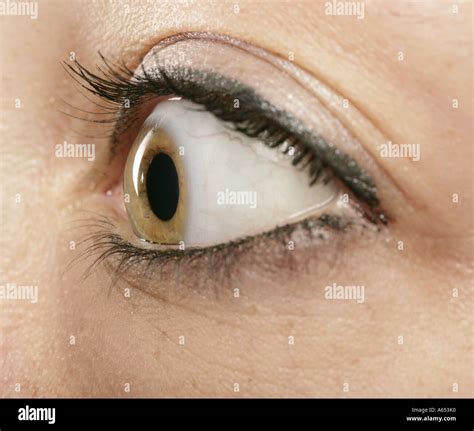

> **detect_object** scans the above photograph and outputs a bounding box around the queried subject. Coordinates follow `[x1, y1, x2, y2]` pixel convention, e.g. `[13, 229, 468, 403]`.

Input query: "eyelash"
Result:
[64, 54, 385, 208]
[71, 212, 351, 290]
[64, 55, 329, 186]
[63, 53, 386, 281]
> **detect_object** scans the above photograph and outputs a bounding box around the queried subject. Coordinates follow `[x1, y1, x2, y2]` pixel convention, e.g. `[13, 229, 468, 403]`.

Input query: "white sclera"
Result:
[143, 99, 337, 246]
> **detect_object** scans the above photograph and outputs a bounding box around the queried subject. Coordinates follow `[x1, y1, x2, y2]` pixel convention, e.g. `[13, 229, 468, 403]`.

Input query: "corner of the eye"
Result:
[361, 205, 391, 231]
[363, 190, 391, 227]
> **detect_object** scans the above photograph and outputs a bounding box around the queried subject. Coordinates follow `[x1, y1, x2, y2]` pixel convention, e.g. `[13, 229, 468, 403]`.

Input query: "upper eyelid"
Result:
[63, 35, 388, 224]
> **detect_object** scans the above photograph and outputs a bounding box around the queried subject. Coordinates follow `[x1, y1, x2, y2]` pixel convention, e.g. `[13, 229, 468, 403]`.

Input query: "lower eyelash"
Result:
[69, 213, 355, 294]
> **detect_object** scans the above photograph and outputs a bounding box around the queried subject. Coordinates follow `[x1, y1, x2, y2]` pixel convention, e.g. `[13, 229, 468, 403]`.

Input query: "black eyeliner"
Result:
[151, 68, 381, 210]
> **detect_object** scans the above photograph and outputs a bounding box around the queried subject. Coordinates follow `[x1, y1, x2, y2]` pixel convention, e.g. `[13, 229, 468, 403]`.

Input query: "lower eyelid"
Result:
[75, 202, 374, 299]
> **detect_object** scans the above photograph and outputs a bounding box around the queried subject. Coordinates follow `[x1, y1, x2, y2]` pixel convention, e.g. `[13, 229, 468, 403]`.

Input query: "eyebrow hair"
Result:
[64, 56, 388, 224]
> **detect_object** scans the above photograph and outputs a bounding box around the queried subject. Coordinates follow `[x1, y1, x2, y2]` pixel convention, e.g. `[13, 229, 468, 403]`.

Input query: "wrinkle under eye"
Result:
[147, 152, 180, 222]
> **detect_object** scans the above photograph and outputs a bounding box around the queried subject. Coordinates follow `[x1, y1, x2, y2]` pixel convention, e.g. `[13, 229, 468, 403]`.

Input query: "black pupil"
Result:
[146, 153, 179, 221]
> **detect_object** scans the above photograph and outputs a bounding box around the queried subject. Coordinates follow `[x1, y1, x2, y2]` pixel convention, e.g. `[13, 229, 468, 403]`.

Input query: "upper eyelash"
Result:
[63, 56, 324, 183]
[63, 53, 387, 223]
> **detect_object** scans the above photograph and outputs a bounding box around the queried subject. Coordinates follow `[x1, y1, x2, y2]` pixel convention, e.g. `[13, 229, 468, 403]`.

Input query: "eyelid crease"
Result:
[142, 32, 413, 214]
[131, 33, 402, 195]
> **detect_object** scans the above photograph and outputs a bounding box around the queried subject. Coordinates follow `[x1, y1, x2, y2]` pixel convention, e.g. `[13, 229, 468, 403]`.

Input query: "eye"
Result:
[63, 32, 387, 277]
[123, 98, 337, 247]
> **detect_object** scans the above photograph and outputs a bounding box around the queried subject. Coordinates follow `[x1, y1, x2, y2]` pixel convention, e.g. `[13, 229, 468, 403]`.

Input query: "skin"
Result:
[0, 0, 472, 397]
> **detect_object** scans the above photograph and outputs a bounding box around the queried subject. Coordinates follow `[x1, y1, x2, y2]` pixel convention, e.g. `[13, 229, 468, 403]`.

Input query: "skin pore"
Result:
[0, 0, 472, 397]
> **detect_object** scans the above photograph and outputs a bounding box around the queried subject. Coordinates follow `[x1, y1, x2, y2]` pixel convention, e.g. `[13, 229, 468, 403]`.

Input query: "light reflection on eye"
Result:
[123, 98, 338, 247]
